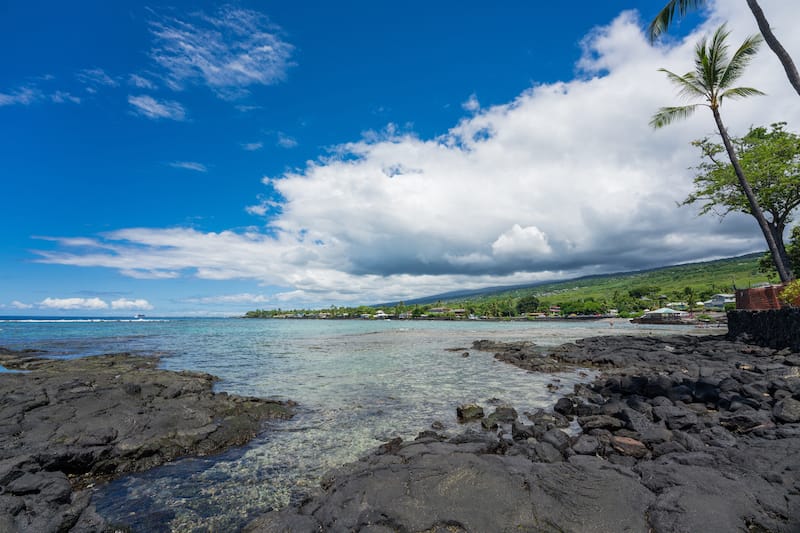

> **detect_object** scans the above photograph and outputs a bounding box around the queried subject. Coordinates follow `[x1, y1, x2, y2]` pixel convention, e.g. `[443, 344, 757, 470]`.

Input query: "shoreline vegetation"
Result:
[244, 253, 771, 323]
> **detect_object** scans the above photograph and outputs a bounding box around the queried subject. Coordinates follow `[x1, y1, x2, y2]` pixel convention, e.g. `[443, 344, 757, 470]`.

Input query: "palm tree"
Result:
[648, 0, 800, 97]
[651, 25, 793, 282]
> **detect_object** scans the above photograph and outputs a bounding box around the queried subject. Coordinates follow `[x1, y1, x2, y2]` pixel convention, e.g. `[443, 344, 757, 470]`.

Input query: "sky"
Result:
[1, 0, 799, 316]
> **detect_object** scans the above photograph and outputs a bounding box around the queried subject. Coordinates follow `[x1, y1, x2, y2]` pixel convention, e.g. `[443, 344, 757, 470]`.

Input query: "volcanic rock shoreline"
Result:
[249, 334, 800, 532]
[0, 348, 294, 533]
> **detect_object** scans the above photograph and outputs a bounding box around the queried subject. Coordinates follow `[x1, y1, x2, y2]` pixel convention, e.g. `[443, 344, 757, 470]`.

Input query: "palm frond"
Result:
[648, 0, 679, 42]
[650, 104, 701, 129]
[720, 86, 766, 102]
[659, 68, 706, 99]
[719, 33, 763, 89]
[647, 0, 707, 42]
[703, 26, 731, 90]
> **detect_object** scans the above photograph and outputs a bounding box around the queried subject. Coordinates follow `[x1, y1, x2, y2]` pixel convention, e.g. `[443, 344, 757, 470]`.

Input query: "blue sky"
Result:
[1, 0, 798, 316]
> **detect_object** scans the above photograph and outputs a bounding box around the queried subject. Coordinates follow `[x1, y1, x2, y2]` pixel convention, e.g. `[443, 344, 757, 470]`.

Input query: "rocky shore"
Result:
[249, 334, 800, 532]
[0, 348, 294, 532]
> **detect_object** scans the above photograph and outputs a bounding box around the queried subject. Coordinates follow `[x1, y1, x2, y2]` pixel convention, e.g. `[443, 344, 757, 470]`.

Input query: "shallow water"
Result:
[0, 317, 705, 531]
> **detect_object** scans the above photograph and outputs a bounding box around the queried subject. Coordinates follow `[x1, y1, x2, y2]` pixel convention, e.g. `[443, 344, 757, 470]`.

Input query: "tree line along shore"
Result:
[245, 253, 779, 321]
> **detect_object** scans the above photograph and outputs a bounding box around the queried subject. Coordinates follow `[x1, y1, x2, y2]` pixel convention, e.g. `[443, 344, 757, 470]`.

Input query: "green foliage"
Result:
[444, 255, 769, 315]
[648, 0, 707, 42]
[781, 279, 800, 307]
[685, 123, 800, 236]
[651, 25, 763, 128]
[628, 286, 660, 299]
[516, 295, 540, 314]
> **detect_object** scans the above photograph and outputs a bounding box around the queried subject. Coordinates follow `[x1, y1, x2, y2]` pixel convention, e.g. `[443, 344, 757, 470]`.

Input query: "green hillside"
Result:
[246, 253, 776, 319]
[441, 253, 773, 317]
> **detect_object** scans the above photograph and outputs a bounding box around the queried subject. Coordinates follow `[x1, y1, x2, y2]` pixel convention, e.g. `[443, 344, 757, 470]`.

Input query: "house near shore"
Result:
[642, 307, 688, 321]
[703, 294, 736, 310]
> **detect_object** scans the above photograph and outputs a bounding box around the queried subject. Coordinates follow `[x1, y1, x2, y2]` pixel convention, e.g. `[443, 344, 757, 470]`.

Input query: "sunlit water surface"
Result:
[0, 317, 708, 531]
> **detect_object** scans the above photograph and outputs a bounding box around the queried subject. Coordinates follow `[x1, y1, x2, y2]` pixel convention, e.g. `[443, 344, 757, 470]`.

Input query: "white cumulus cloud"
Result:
[492, 225, 552, 257]
[111, 298, 153, 310]
[39, 297, 109, 310]
[461, 93, 480, 112]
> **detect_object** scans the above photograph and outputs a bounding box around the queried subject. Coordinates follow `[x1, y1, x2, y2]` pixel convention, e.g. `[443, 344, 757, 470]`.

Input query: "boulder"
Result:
[456, 403, 484, 422]
[773, 398, 800, 423]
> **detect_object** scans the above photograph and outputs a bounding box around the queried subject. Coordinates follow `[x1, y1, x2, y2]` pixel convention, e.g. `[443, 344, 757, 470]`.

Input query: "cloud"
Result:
[169, 161, 207, 172]
[119, 269, 180, 279]
[183, 293, 270, 305]
[111, 298, 153, 310]
[491, 224, 552, 257]
[0, 86, 41, 106]
[39, 297, 109, 310]
[129, 74, 157, 89]
[128, 94, 186, 120]
[11, 300, 34, 309]
[50, 91, 81, 104]
[33, 2, 800, 307]
[76, 68, 119, 89]
[461, 93, 480, 112]
[242, 141, 263, 151]
[1, 85, 81, 107]
[276, 132, 297, 148]
[147, 5, 294, 98]
[235, 104, 262, 112]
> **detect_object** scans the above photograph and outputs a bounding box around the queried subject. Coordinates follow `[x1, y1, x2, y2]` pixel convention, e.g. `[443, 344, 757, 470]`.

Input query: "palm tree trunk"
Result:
[769, 221, 794, 279]
[711, 107, 792, 282]
[746, 0, 800, 97]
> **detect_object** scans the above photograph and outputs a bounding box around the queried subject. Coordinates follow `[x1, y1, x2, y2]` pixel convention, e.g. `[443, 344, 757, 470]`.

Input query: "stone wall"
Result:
[735, 286, 785, 310]
[727, 309, 800, 351]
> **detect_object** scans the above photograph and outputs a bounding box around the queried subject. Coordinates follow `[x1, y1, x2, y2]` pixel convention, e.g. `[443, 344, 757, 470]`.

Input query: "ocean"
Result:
[0, 317, 702, 531]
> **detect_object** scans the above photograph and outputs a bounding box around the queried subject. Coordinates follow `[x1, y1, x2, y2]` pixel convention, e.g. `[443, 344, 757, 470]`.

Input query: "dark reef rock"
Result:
[0, 348, 293, 533]
[248, 334, 800, 532]
[455, 403, 484, 422]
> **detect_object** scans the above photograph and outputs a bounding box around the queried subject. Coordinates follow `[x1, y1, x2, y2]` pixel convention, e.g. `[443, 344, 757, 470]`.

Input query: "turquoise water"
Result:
[0, 317, 702, 531]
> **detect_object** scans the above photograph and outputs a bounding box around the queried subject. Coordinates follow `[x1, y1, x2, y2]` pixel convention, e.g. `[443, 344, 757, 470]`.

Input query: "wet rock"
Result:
[511, 422, 536, 441]
[652, 405, 699, 430]
[571, 435, 599, 455]
[532, 441, 563, 463]
[0, 347, 294, 532]
[719, 407, 772, 433]
[456, 403, 484, 422]
[610, 436, 649, 459]
[540, 428, 570, 453]
[773, 398, 800, 423]
[578, 414, 624, 432]
[490, 405, 518, 422]
[553, 397, 575, 417]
